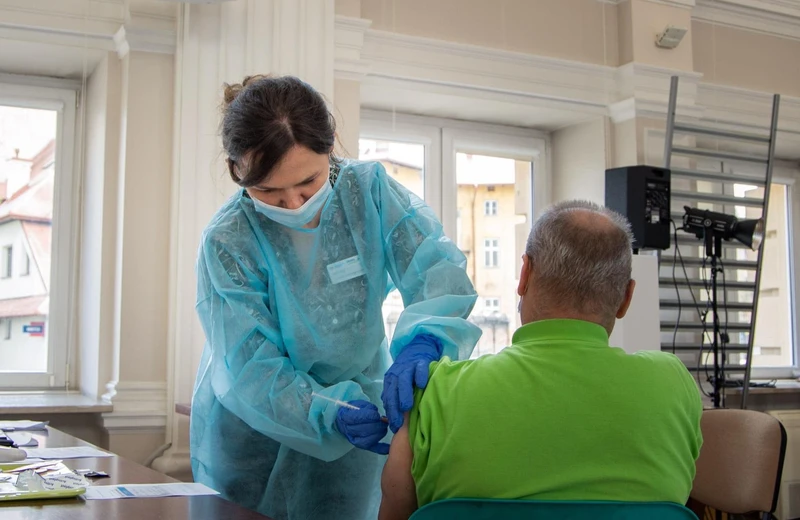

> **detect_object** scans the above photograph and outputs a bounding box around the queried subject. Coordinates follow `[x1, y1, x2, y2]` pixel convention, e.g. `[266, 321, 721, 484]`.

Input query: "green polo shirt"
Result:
[408, 319, 703, 507]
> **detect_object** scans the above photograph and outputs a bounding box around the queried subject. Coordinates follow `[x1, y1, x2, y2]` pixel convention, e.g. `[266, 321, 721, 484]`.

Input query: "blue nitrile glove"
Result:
[382, 334, 444, 433]
[335, 400, 390, 455]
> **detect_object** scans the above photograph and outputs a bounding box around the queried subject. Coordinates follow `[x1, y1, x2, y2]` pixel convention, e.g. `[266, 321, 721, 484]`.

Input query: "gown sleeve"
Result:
[373, 163, 482, 360]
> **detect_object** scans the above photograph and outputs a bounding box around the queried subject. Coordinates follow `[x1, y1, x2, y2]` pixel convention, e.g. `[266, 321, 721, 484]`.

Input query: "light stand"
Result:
[681, 206, 764, 408]
[703, 231, 726, 408]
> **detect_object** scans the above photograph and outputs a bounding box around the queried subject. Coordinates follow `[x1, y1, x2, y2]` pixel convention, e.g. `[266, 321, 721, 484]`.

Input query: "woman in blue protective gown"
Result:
[190, 75, 481, 520]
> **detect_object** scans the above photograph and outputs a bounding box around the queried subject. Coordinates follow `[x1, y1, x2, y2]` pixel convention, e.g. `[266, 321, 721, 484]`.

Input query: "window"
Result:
[485, 298, 500, 310]
[742, 184, 794, 369]
[730, 181, 797, 376]
[484, 200, 498, 216]
[22, 251, 30, 276]
[1, 245, 11, 278]
[484, 239, 499, 267]
[0, 81, 78, 388]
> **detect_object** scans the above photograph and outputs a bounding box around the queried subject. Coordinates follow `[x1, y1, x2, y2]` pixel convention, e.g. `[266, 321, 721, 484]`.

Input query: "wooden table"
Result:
[0, 427, 272, 519]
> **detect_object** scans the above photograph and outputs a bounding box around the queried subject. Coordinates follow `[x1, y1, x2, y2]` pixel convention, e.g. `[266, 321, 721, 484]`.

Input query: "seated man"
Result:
[379, 200, 703, 520]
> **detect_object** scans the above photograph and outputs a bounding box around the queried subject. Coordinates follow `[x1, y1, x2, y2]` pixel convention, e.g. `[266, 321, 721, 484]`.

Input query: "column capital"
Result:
[334, 15, 372, 81]
[610, 63, 704, 123]
[114, 24, 177, 59]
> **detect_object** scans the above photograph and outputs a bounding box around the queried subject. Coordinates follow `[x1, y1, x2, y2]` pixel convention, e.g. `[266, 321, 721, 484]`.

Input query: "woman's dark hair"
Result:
[221, 75, 336, 187]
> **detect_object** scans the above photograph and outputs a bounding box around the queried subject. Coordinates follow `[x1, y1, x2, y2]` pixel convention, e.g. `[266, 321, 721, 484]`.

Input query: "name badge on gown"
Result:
[327, 256, 366, 284]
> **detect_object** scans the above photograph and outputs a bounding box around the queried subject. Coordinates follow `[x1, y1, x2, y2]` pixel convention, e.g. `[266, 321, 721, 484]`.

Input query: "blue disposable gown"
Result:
[190, 160, 480, 520]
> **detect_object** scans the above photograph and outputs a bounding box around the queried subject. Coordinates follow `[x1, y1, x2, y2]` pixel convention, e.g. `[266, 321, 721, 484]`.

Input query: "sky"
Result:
[0, 105, 57, 176]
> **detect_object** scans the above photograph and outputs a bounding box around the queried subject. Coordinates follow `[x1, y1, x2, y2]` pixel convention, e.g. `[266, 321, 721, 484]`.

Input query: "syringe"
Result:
[311, 393, 360, 410]
[311, 393, 389, 423]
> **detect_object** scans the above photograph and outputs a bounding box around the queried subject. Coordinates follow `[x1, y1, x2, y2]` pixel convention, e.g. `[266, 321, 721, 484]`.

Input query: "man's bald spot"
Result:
[552, 208, 626, 250]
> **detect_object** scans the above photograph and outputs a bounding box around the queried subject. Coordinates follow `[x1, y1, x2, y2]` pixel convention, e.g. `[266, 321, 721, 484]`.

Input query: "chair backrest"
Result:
[409, 499, 698, 520]
[691, 409, 787, 515]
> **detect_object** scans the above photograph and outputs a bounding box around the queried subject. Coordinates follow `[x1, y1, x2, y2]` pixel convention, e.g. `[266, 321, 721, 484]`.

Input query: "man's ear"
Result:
[616, 279, 636, 319]
[517, 255, 531, 297]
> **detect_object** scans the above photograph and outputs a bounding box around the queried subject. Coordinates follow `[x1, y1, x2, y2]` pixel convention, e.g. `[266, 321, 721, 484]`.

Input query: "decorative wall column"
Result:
[99, 10, 177, 459]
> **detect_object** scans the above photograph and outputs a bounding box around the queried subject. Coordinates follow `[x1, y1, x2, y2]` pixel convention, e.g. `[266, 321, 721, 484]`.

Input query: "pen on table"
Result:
[311, 393, 390, 423]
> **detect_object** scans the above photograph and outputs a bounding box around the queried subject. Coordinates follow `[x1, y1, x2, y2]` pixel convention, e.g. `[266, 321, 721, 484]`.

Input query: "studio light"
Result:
[682, 206, 764, 251]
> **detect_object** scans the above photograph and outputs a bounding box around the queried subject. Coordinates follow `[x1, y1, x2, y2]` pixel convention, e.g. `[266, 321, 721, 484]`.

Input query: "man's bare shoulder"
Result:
[379, 415, 417, 520]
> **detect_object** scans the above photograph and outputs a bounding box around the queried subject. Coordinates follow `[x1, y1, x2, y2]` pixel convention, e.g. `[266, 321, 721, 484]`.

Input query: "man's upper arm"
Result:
[379, 417, 418, 520]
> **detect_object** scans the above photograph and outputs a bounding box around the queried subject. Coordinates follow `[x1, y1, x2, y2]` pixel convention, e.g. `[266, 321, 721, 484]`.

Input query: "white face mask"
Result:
[252, 179, 333, 229]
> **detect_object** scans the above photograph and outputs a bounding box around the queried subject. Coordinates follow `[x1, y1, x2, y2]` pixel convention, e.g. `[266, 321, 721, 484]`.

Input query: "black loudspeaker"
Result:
[605, 165, 671, 251]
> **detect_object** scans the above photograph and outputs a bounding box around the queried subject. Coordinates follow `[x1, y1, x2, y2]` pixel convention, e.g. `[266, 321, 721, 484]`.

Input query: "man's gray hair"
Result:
[525, 200, 634, 319]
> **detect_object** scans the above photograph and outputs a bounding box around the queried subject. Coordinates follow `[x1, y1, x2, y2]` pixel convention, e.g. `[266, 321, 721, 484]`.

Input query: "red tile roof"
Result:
[0, 295, 47, 318]
[0, 139, 55, 224]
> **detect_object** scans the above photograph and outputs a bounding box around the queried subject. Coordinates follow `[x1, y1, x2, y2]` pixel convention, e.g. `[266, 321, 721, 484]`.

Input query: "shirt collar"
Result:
[511, 319, 610, 348]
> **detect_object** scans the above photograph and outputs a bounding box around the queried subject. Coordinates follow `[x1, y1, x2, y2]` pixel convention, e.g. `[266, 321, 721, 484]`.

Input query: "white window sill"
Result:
[727, 380, 800, 396]
[0, 391, 112, 415]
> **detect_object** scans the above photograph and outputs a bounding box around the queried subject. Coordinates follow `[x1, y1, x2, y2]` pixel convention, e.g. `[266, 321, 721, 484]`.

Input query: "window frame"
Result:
[359, 117, 443, 218]
[441, 126, 548, 240]
[750, 169, 800, 380]
[0, 80, 79, 389]
[484, 200, 498, 216]
[361, 110, 549, 239]
[2, 245, 11, 278]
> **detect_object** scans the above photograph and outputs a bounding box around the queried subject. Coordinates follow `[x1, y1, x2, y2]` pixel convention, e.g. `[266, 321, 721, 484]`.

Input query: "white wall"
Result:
[609, 254, 661, 354]
[551, 118, 608, 205]
[115, 51, 173, 386]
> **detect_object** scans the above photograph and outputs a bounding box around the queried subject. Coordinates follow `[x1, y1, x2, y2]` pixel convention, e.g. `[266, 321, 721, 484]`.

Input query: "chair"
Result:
[690, 409, 787, 520]
[409, 499, 698, 519]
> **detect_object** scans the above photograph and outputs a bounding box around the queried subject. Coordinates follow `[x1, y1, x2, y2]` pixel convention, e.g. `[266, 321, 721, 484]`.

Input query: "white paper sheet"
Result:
[83, 483, 219, 500]
[6, 433, 38, 447]
[0, 421, 48, 432]
[23, 447, 112, 460]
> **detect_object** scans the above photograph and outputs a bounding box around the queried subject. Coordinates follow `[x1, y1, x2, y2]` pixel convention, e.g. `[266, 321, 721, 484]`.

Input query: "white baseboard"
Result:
[151, 448, 192, 480]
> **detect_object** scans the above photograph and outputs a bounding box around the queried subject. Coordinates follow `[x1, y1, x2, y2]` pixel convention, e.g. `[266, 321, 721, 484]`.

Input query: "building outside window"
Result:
[0, 98, 65, 385]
